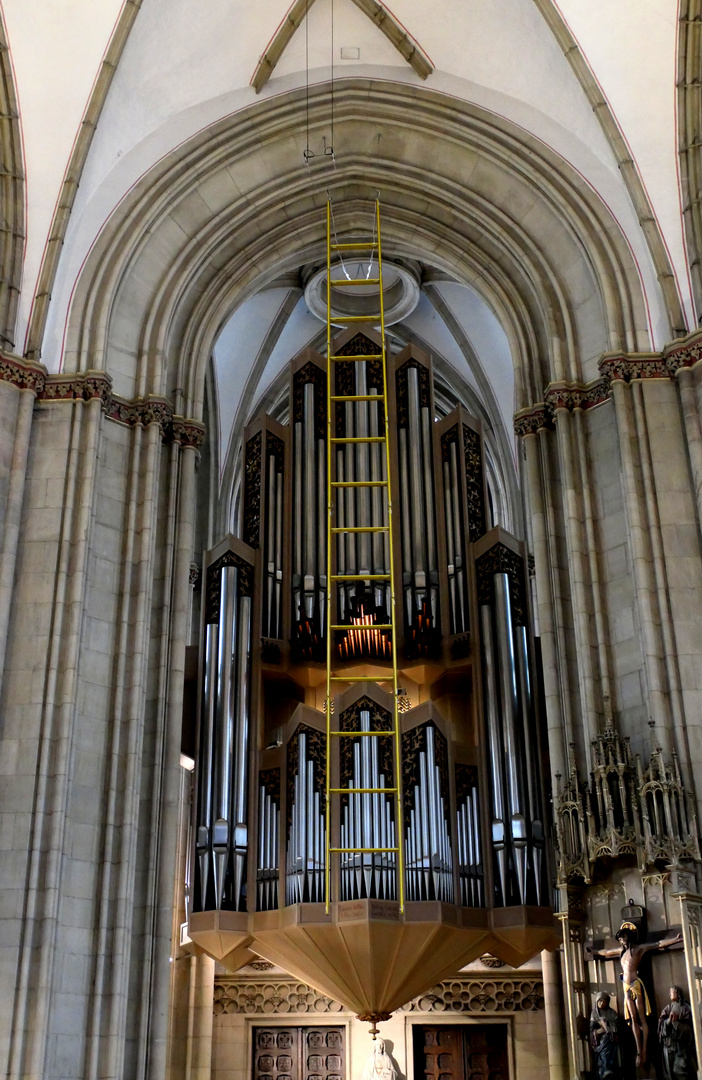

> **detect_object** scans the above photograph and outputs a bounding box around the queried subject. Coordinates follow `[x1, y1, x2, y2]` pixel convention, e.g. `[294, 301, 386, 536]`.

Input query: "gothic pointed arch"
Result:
[0, 9, 24, 353]
[23, 0, 143, 361]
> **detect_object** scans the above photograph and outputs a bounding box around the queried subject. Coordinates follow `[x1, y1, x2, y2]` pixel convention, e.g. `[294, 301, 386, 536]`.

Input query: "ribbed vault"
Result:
[65, 80, 649, 419]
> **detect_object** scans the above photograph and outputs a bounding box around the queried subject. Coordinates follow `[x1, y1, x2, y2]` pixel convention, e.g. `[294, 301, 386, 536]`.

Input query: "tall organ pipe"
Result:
[232, 592, 251, 909]
[494, 573, 527, 904]
[303, 384, 316, 619]
[196, 622, 218, 909]
[213, 566, 238, 907]
[196, 559, 252, 914]
[407, 367, 427, 592]
[515, 623, 544, 902]
[480, 603, 508, 905]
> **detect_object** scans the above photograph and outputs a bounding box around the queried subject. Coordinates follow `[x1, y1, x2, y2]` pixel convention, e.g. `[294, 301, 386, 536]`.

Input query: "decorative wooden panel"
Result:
[253, 1027, 345, 1080]
[414, 1025, 508, 1080]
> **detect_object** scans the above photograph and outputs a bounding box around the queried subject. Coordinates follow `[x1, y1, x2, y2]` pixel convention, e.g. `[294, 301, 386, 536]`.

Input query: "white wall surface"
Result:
[1, 0, 686, 365]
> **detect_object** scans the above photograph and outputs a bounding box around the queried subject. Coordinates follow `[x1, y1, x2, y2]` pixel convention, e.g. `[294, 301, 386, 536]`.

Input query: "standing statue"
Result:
[362, 1039, 398, 1080]
[590, 991, 623, 1080]
[587, 920, 683, 1067]
[658, 986, 697, 1080]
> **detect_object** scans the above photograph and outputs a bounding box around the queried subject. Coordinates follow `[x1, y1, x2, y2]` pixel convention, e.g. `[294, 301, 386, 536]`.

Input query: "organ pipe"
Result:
[394, 353, 440, 657]
[286, 727, 325, 904]
[475, 534, 545, 907]
[403, 718, 454, 903]
[195, 543, 253, 913]
[339, 706, 397, 900]
[291, 360, 326, 660]
[192, 332, 553, 977]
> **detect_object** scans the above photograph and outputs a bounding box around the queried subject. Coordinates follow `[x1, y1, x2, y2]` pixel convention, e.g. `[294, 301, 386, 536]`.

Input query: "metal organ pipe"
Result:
[494, 572, 528, 904]
[450, 440, 466, 633]
[266, 452, 276, 637]
[286, 731, 325, 904]
[303, 383, 316, 619]
[480, 602, 508, 905]
[274, 467, 283, 638]
[232, 592, 251, 910]
[340, 710, 396, 900]
[213, 566, 238, 907]
[443, 458, 457, 633]
[195, 560, 252, 914]
[196, 622, 218, 908]
[515, 623, 544, 902]
[407, 367, 427, 590]
[403, 724, 454, 903]
[398, 427, 413, 619]
[293, 415, 303, 627]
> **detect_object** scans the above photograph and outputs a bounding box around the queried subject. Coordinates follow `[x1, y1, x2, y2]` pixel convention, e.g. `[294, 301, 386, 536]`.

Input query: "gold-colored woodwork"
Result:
[188, 909, 252, 963]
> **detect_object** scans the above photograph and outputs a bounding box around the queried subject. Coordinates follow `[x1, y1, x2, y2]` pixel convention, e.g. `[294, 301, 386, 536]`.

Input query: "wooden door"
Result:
[414, 1024, 508, 1080]
[253, 1027, 345, 1080]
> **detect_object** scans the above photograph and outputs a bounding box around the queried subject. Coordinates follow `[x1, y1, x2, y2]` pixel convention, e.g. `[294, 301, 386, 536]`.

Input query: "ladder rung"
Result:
[331, 315, 380, 323]
[330, 394, 383, 402]
[330, 436, 386, 443]
[330, 623, 393, 630]
[330, 354, 382, 362]
[331, 526, 389, 533]
[329, 789, 397, 797]
[331, 573, 390, 581]
[330, 675, 392, 682]
[329, 278, 381, 286]
[329, 730, 393, 737]
[332, 480, 388, 487]
[330, 243, 377, 251]
[329, 847, 399, 853]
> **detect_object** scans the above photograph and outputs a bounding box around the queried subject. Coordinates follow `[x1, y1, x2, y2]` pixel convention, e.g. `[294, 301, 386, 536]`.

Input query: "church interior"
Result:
[1, 2, 702, 1079]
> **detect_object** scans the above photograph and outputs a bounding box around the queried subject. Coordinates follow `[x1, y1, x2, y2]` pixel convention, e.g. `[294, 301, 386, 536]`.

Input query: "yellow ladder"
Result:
[324, 198, 404, 912]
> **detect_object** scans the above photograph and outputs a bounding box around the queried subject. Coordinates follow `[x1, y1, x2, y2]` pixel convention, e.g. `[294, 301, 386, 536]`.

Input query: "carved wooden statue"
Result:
[658, 986, 697, 1080]
[587, 920, 683, 1067]
[590, 991, 624, 1080]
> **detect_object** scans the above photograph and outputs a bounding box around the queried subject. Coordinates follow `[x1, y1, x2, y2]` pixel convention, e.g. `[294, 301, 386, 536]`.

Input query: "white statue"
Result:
[362, 1039, 397, 1080]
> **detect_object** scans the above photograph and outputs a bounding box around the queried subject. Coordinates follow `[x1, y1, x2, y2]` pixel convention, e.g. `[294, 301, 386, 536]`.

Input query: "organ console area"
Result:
[187, 326, 558, 1024]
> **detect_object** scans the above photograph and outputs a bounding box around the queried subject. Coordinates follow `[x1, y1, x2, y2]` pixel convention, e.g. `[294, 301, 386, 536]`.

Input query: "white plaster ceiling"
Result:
[1, 0, 692, 372]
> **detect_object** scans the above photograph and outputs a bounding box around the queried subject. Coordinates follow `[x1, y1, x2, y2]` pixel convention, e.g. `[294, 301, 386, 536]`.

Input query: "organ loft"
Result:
[186, 208, 559, 1027]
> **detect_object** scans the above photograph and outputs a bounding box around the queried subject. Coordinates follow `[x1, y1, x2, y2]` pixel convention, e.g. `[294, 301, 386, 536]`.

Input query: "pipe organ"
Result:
[188, 328, 557, 1019]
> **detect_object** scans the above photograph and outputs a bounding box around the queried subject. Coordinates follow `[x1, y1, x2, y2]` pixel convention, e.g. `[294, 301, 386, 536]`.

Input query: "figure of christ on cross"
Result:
[587, 921, 683, 1067]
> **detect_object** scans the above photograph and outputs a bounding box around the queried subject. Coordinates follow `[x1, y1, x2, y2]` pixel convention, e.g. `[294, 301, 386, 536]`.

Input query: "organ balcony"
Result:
[187, 327, 559, 1025]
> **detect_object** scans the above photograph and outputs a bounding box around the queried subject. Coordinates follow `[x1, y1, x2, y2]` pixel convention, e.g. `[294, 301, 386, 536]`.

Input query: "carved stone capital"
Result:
[106, 395, 173, 433]
[514, 404, 549, 437]
[32, 369, 207, 447]
[663, 329, 702, 376]
[598, 352, 668, 383]
[171, 416, 207, 449]
[0, 352, 47, 394]
[39, 369, 114, 407]
[514, 378, 609, 438]
[546, 378, 609, 413]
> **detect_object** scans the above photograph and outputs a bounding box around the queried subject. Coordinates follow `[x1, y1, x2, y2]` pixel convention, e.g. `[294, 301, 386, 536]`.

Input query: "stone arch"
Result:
[64, 80, 650, 423]
[0, 9, 25, 353]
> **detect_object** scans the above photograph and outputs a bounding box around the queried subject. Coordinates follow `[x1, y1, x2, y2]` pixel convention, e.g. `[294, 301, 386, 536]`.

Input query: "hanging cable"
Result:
[325, 0, 335, 159]
[304, 0, 312, 165]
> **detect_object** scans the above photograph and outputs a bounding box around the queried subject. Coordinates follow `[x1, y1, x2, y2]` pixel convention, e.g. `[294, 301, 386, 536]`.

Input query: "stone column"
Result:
[541, 948, 567, 1080]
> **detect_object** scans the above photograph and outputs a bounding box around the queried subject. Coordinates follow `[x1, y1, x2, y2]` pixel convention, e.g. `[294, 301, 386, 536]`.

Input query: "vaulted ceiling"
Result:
[0, 0, 695, 516]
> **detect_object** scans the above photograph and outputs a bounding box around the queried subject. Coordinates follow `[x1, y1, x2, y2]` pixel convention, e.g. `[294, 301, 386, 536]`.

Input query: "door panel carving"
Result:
[414, 1024, 508, 1080]
[254, 1027, 346, 1080]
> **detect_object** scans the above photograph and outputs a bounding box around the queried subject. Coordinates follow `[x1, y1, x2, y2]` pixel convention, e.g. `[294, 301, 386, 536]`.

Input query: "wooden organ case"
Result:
[188, 330, 559, 1023]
